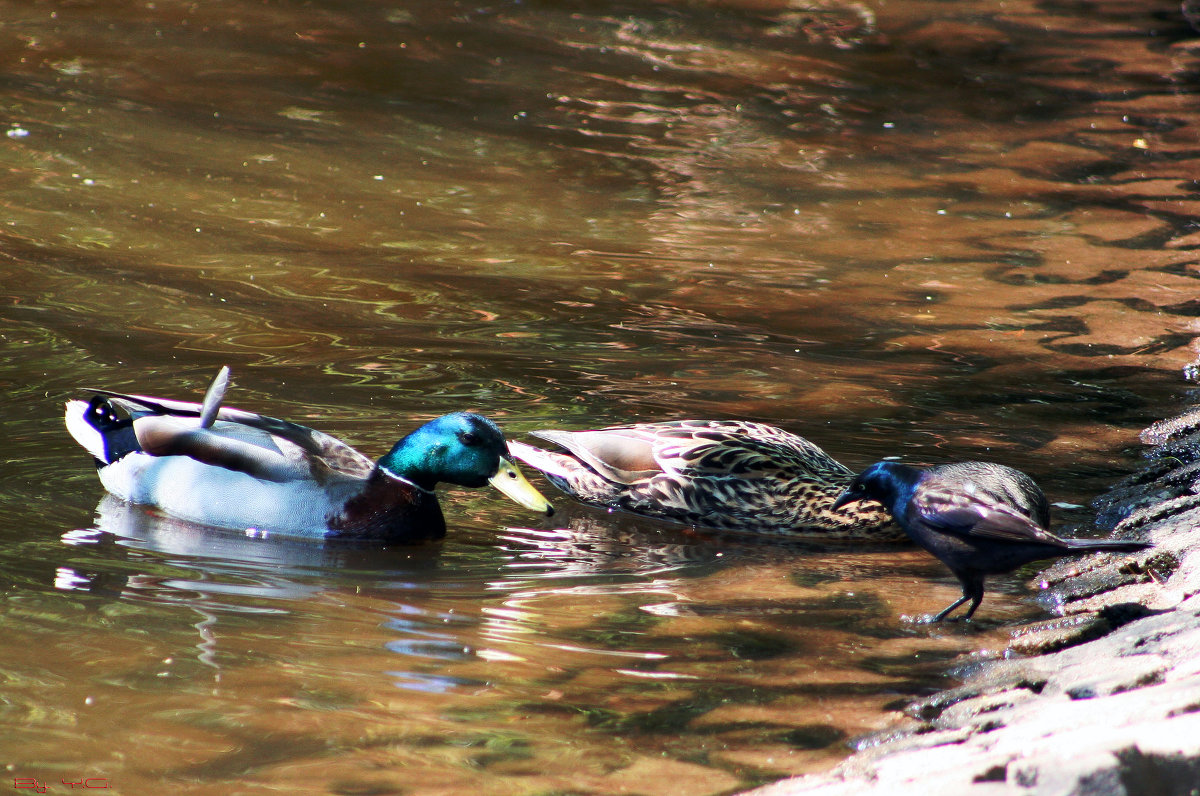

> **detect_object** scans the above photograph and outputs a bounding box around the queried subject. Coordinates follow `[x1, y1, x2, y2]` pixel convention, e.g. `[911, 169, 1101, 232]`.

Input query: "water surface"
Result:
[3, 1, 1199, 793]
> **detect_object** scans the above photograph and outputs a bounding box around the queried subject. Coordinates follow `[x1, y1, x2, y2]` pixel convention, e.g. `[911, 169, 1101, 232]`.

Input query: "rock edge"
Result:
[747, 407, 1200, 796]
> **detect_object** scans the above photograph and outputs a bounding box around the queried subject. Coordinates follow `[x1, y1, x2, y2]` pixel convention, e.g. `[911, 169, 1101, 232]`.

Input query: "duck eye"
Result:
[459, 431, 480, 446]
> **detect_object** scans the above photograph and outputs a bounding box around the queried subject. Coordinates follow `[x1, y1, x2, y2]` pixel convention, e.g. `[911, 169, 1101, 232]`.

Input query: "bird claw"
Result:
[902, 612, 974, 626]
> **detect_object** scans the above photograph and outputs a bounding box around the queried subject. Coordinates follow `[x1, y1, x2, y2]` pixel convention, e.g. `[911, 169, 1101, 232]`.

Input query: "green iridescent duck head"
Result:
[379, 412, 553, 514]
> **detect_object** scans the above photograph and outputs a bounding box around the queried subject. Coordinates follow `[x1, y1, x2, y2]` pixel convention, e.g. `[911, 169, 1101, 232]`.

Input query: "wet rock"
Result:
[1005, 612, 1112, 655]
[744, 403, 1200, 796]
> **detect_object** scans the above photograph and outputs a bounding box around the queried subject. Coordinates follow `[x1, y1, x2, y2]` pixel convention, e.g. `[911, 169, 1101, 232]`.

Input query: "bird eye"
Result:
[459, 431, 480, 446]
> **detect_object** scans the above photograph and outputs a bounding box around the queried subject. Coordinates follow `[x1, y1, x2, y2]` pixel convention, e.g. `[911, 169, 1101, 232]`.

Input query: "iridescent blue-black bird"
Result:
[832, 461, 1151, 621]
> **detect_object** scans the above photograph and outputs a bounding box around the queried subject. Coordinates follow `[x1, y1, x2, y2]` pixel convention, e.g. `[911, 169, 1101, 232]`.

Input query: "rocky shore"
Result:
[749, 405, 1200, 795]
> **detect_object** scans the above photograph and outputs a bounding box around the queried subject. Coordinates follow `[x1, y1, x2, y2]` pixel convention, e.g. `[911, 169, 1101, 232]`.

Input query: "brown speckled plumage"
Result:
[508, 420, 903, 541]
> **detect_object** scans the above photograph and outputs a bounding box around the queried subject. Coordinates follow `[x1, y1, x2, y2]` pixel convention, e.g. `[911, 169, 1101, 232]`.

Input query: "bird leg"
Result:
[933, 573, 986, 622]
[932, 594, 972, 622]
[959, 574, 986, 620]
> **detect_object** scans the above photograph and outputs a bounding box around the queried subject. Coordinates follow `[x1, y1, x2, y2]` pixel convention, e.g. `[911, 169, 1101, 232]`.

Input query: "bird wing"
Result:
[91, 389, 375, 481]
[532, 420, 849, 486]
[129, 415, 312, 483]
[530, 427, 663, 484]
[924, 461, 1051, 528]
[912, 484, 1068, 546]
[648, 421, 852, 481]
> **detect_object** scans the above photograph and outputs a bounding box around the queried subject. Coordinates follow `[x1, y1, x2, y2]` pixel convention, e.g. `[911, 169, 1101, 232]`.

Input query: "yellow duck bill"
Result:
[490, 458, 555, 516]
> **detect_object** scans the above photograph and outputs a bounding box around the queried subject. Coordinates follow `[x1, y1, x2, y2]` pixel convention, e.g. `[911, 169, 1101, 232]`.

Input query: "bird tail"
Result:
[1062, 538, 1151, 553]
[65, 396, 141, 465]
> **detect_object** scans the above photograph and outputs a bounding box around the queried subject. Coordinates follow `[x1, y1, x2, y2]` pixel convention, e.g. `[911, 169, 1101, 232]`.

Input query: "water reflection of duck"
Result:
[59, 495, 458, 678]
[81, 494, 450, 573]
[499, 515, 738, 579]
[64, 367, 553, 542]
[497, 512, 905, 582]
[508, 420, 903, 541]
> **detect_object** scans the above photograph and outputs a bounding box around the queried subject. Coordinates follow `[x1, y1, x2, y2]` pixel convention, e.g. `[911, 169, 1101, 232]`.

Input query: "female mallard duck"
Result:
[65, 367, 553, 542]
[507, 419, 903, 541]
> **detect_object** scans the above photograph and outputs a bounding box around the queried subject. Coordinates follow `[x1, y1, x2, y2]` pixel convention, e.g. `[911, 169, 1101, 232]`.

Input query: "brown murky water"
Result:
[3, 1, 1199, 793]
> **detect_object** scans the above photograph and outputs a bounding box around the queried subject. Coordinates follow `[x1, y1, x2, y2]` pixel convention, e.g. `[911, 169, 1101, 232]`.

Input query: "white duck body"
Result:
[79, 414, 368, 535]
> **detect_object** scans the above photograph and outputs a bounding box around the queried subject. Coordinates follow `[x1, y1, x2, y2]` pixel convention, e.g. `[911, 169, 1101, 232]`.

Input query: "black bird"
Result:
[832, 461, 1151, 621]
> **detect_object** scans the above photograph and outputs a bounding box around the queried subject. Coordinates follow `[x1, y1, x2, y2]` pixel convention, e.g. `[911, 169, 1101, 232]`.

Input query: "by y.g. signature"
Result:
[13, 779, 110, 793]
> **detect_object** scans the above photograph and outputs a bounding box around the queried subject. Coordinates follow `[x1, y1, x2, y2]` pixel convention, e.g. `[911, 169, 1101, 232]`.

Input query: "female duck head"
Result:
[379, 412, 553, 514]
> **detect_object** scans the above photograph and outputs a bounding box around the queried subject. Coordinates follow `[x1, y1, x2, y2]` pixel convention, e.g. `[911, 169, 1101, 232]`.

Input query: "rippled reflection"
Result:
[19, 490, 1003, 793]
[4, 0, 1199, 792]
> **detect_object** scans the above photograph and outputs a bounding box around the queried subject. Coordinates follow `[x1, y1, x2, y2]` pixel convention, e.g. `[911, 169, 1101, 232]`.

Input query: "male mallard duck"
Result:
[833, 461, 1151, 620]
[65, 367, 553, 542]
[506, 419, 902, 541]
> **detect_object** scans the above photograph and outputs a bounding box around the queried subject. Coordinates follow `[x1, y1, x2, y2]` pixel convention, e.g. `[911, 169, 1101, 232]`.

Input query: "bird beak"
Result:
[831, 489, 862, 512]
[490, 457, 555, 516]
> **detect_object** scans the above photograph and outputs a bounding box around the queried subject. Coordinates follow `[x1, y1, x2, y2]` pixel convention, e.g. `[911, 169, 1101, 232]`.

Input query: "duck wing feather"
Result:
[532, 420, 852, 485]
[87, 388, 375, 480]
